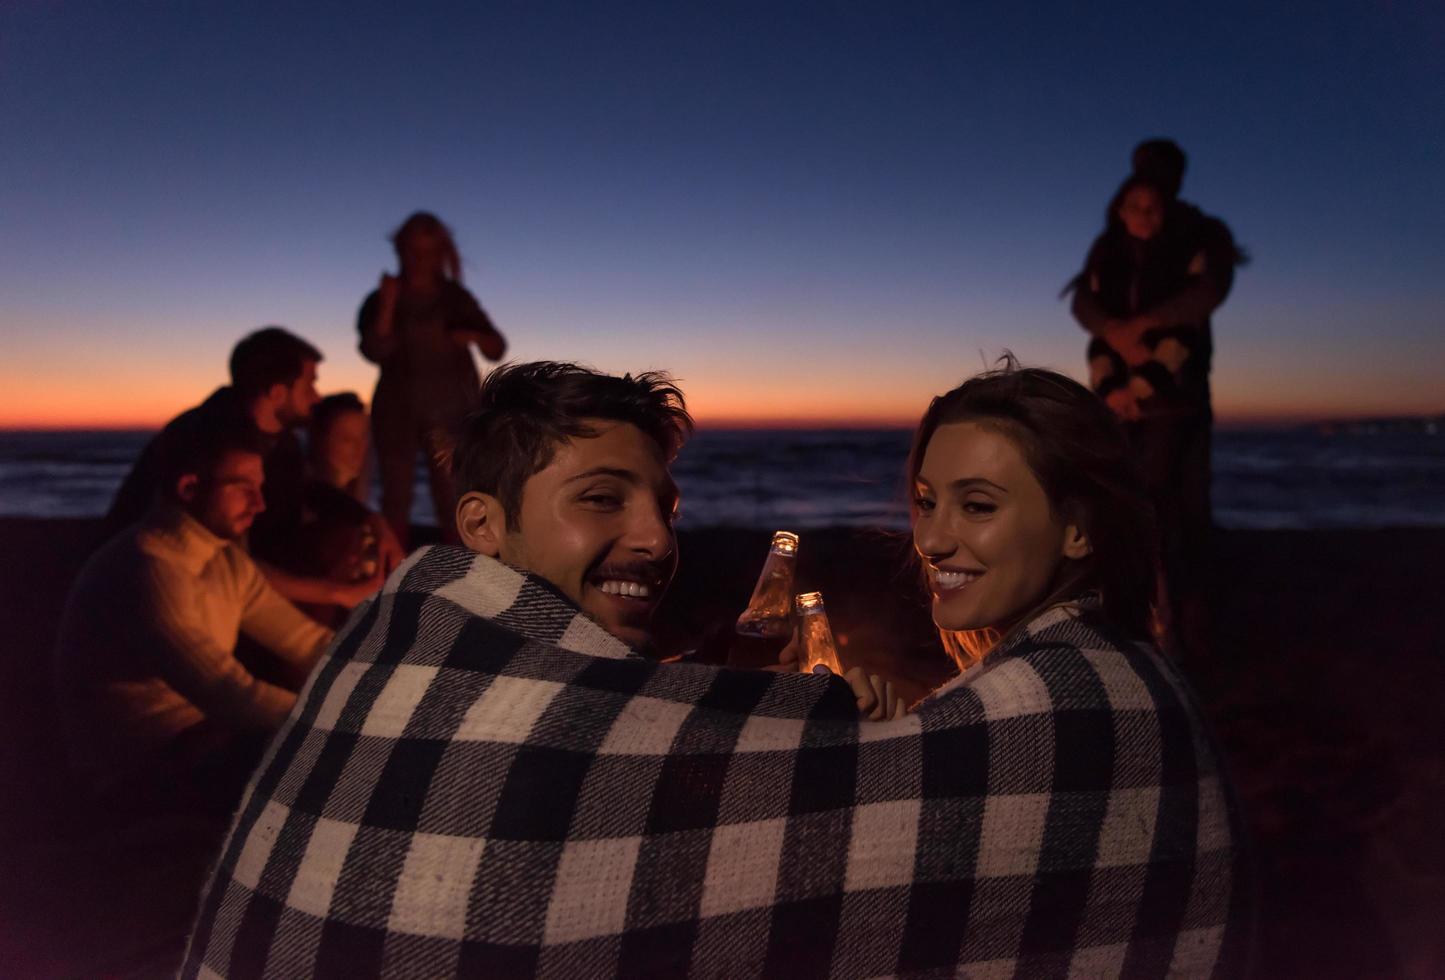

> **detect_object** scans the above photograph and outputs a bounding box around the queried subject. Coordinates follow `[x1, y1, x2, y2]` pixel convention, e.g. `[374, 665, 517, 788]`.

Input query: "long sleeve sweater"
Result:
[54, 505, 333, 791]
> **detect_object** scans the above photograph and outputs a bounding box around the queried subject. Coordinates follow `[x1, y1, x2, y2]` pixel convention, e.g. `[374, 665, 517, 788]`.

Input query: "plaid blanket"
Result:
[184, 545, 1250, 978]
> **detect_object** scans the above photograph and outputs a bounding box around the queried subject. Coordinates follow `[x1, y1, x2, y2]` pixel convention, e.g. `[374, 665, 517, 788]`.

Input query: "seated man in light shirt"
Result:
[55, 416, 336, 813]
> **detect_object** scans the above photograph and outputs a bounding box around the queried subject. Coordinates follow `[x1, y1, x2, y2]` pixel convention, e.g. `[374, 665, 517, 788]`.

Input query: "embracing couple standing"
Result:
[184, 359, 1252, 979]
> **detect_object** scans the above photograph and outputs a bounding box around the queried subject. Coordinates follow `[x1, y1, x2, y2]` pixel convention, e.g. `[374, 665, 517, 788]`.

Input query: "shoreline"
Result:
[2, 517, 1443, 974]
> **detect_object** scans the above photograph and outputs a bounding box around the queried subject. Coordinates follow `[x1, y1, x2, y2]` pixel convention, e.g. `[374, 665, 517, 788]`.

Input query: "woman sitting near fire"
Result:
[271, 393, 404, 627]
[849, 359, 1251, 973]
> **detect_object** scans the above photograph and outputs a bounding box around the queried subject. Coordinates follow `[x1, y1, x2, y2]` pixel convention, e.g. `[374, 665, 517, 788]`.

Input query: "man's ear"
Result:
[263, 381, 289, 410]
[456, 491, 507, 557]
[175, 473, 201, 505]
[1061, 521, 1092, 560]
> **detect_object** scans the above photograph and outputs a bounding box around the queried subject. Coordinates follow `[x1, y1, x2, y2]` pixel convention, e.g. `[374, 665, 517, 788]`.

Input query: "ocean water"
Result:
[1, 427, 1442, 530]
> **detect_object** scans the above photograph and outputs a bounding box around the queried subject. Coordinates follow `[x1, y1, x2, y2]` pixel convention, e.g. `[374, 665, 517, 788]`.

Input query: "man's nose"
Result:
[626, 501, 673, 559]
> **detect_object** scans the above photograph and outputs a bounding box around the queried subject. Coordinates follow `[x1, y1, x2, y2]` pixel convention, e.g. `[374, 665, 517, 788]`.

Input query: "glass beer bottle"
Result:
[795, 591, 844, 675]
[730, 530, 799, 668]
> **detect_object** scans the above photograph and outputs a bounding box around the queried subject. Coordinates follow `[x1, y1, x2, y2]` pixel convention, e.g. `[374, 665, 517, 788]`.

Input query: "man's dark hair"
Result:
[229, 327, 322, 399]
[453, 361, 694, 526]
[1131, 138, 1187, 199]
[157, 412, 269, 499]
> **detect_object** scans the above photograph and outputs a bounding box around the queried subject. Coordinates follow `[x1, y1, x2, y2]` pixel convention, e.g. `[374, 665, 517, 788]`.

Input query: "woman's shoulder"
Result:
[980, 604, 1172, 709]
[442, 279, 481, 304]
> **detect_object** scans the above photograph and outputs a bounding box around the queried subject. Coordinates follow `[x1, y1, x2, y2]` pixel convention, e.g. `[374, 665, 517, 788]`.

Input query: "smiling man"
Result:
[448, 362, 686, 653]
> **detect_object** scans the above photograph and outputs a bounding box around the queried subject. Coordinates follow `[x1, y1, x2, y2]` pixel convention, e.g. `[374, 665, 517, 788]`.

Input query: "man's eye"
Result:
[580, 493, 622, 509]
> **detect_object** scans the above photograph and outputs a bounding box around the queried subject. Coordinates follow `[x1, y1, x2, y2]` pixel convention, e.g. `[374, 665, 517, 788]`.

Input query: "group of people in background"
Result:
[51, 139, 1250, 977]
[55, 212, 507, 816]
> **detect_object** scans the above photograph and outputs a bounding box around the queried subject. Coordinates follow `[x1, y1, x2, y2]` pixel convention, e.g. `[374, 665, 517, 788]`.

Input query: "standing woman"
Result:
[359, 212, 507, 546]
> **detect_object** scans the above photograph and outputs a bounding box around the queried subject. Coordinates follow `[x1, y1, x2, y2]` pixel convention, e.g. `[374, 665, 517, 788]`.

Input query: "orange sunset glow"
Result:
[5, 329, 1441, 432]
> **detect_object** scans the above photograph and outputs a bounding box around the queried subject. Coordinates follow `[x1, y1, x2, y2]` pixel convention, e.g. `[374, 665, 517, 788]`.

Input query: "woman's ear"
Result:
[1061, 521, 1092, 560]
[456, 491, 506, 557]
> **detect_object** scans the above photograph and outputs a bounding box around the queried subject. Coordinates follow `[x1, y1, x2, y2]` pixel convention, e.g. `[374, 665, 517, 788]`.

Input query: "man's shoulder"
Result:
[64, 524, 167, 622]
[74, 524, 147, 583]
[163, 387, 244, 428]
[1171, 199, 1236, 247]
[348, 545, 638, 665]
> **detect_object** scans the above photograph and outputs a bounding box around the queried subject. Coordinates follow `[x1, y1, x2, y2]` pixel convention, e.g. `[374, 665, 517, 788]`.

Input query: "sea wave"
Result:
[1, 427, 1442, 530]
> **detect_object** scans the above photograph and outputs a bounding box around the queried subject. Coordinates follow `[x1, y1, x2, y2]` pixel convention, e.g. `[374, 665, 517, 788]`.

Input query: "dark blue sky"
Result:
[3, 0, 1442, 424]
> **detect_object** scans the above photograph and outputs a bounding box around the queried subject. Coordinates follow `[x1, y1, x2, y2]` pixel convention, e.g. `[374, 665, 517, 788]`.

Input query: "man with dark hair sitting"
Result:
[183, 359, 976, 980]
[56, 415, 334, 811]
[106, 326, 382, 611]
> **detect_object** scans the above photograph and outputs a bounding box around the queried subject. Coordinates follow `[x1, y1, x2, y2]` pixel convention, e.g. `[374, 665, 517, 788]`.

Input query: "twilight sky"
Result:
[3, 0, 1442, 428]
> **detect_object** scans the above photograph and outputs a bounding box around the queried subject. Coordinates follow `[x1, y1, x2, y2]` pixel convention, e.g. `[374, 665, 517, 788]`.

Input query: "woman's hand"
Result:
[370, 514, 406, 577]
[1105, 319, 1153, 368]
[449, 327, 486, 350]
[770, 632, 801, 671]
[450, 326, 508, 360]
[829, 665, 907, 721]
[1105, 388, 1141, 421]
[334, 567, 386, 609]
[766, 632, 907, 720]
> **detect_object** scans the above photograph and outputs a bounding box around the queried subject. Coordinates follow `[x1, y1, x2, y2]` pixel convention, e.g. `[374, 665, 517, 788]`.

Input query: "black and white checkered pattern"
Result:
[183, 545, 1251, 978]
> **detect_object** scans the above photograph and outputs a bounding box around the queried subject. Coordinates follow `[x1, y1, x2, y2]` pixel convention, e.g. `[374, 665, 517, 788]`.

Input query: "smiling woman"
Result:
[907, 357, 1156, 665]
[892, 360, 1253, 969]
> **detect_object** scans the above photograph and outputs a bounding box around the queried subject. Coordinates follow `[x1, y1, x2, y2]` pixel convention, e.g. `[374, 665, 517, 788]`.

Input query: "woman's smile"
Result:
[928, 564, 983, 593]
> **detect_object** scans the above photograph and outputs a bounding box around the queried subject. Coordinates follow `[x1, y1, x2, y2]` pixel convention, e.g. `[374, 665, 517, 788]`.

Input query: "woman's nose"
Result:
[913, 515, 954, 560]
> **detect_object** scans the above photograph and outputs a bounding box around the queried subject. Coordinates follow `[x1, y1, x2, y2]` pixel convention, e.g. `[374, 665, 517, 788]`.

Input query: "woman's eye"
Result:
[963, 500, 996, 515]
[913, 497, 935, 513]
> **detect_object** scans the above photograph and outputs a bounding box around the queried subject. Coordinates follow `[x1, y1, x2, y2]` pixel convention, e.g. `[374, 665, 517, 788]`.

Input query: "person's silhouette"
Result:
[1068, 139, 1245, 658]
[358, 212, 507, 546]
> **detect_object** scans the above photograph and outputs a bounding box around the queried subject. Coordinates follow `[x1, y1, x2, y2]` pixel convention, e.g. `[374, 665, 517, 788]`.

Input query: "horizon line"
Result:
[3, 409, 1442, 434]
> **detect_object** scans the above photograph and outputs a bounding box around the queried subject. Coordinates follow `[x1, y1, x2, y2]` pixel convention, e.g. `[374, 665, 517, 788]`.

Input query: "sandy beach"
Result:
[1, 517, 1442, 976]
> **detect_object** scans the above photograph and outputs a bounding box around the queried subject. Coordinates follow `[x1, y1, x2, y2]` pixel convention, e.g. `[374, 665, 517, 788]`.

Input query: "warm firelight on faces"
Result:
[912, 421, 1089, 635]
[317, 409, 370, 487]
[456, 420, 680, 650]
[178, 450, 267, 541]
